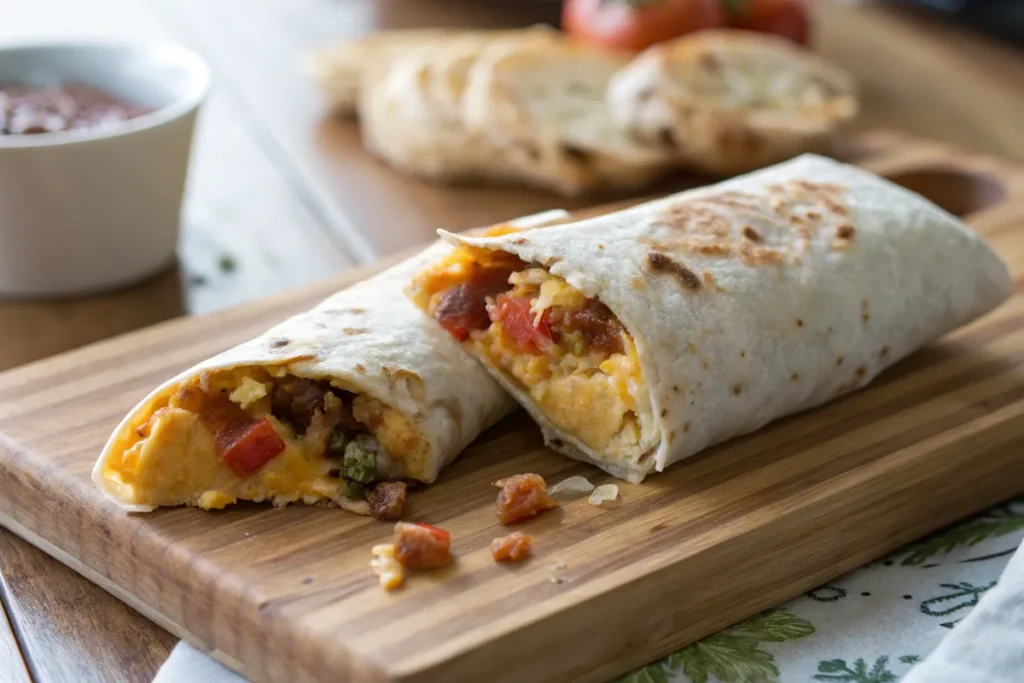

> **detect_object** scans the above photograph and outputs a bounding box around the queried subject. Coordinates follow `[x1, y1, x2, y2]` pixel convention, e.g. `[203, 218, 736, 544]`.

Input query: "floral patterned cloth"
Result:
[154, 498, 1024, 683]
[622, 498, 1024, 683]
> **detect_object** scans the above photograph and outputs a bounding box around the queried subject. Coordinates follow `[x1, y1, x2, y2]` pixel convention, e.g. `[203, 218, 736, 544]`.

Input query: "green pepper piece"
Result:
[343, 441, 377, 485]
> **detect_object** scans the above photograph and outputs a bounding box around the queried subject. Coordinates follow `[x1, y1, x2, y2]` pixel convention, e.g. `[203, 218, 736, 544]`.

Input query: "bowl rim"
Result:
[0, 39, 211, 149]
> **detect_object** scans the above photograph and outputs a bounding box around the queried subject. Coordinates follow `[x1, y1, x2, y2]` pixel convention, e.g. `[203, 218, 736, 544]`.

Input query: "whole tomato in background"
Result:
[722, 0, 811, 45]
[561, 0, 811, 50]
[562, 0, 726, 52]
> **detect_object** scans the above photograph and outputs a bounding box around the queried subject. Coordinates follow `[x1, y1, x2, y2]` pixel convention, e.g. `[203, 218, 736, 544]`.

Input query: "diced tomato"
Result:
[393, 522, 452, 570]
[218, 418, 286, 477]
[487, 294, 555, 354]
[192, 395, 286, 477]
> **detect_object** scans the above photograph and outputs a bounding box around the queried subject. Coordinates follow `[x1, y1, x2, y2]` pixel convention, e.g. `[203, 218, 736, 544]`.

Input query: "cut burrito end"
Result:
[95, 209, 572, 515]
[95, 364, 431, 516]
[408, 245, 659, 481]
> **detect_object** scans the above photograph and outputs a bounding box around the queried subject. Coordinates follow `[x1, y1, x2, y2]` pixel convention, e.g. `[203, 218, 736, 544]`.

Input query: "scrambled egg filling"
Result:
[101, 366, 427, 511]
[474, 270, 653, 458]
[411, 250, 657, 463]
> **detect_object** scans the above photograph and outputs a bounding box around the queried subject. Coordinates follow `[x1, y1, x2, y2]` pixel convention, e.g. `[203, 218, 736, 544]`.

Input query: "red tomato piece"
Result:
[723, 0, 811, 46]
[562, 0, 725, 52]
[218, 418, 286, 477]
[487, 294, 554, 354]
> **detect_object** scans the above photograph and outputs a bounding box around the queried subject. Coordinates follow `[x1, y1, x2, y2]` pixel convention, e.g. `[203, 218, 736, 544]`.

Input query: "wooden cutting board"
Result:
[1, 131, 1023, 683]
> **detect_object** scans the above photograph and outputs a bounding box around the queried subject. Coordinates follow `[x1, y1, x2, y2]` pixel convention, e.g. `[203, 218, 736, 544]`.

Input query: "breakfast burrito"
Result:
[93, 210, 569, 517]
[408, 155, 1011, 483]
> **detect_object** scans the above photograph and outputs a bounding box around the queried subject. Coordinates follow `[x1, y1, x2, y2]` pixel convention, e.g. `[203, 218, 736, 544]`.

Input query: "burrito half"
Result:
[408, 155, 1011, 483]
[93, 210, 568, 516]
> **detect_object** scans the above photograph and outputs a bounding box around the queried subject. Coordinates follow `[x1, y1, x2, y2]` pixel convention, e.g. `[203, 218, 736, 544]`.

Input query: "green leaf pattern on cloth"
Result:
[813, 656, 898, 682]
[619, 497, 1024, 682]
[890, 503, 1024, 566]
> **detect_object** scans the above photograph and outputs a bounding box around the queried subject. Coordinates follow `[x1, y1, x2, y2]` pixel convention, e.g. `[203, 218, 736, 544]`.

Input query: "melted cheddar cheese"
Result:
[100, 366, 425, 513]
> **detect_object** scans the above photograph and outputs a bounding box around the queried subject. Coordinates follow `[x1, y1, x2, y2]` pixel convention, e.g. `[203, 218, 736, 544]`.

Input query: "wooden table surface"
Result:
[0, 1, 1022, 681]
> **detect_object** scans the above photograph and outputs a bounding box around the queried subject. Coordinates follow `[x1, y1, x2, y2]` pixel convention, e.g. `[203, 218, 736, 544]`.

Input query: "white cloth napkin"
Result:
[153, 500, 1024, 683]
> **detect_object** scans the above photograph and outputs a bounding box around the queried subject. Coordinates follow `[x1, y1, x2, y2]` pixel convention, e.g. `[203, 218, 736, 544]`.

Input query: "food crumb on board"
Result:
[547, 475, 594, 501]
[494, 473, 559, 524]
[588, 484, 621, 508]
[492, 532, 533, 563]
[370, 543, 405, 591]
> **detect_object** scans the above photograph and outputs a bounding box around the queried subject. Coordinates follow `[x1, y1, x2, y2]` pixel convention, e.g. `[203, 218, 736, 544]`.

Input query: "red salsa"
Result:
[0, 83, 151, 136]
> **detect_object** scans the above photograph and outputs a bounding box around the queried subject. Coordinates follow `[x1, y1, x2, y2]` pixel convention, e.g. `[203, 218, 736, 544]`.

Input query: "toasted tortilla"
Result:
[435, 155, 1011, 482]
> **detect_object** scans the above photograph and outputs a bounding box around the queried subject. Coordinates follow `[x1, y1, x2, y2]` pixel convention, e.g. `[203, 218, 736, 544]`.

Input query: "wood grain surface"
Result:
[0, 533, 178, 683]
[1, 132, 1023, 683]
[0, 603, 30, 683]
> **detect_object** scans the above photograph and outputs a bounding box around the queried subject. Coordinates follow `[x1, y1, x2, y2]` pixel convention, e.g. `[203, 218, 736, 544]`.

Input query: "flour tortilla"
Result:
[441, 155, 1012, 483]
[94, 210, 569, 512]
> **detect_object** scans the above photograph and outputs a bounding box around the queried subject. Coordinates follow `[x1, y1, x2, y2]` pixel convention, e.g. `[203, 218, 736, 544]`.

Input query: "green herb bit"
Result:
[218, 254, 237, 273]
[343, 441, 377, 485]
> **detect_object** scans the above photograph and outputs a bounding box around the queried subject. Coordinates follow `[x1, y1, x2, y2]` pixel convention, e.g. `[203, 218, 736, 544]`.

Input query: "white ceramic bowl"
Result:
[0, 41, 210, 298]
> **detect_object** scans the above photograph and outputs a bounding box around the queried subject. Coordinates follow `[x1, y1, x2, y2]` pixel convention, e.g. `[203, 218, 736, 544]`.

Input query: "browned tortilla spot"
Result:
[686, 342, 697, 354]
[879, 346, 890, 358]
[826, 199, 850, 217]
[855, 365, 867, 380]
[701, 360, 708, 370]
[742, 226, 763, 242]
[837, 224, 856, 240]
[739, 350, 746, 358]
[683, 422, 691, 433]
[561, 144, 592, 165]
[646, 252, 702, 291]
[598, 244, 605, 250]
[796, 318, 804, 328]
[630, 277, 647, 291]
[343, 328, 369, 336]
[672, 385, 681, 393]
[836, 356, 844, 366]
[862, 299, 870, 324]
[660, 408, 668, 418]
[739, 241, 785, 266]
[269, 338, 289, 348]
[806, 211, 822, 221]
[512, 238, 528, 246]
[384, 368, 426, 402]
[701, 270, 720, 289]
[732, 383, 743, 396]
[354, 364, 366, 374]
[791, 372, 799, 381]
